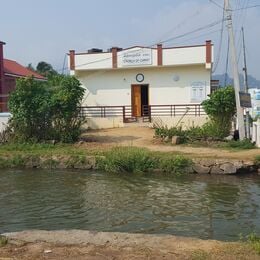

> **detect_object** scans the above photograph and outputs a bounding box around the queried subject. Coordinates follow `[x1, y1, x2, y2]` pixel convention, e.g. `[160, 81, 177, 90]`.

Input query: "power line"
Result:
[173, 28, 222, 46]
[56, 18, 225, 73]
[224, 35, 230, 87]
[158, 19, 224, 45]
[156, 5, 207, 44]
[233, 4, 260, 10]
[212, 7, 225, 73]
[209, 0, 224, 10]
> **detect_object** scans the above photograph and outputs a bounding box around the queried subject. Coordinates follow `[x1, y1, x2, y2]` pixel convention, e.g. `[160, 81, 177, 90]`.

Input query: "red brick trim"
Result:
[0, 41, 6, 111]
[69, 50, 75, 70]
[0, 42, 6, 93]
[206, 40, 212, 64]
[112, 47, 118, 68]
[157, 44, 163, 66]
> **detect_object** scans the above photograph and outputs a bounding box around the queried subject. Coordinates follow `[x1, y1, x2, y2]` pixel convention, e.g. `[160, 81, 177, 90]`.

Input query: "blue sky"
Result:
[1, 0, 260, 79]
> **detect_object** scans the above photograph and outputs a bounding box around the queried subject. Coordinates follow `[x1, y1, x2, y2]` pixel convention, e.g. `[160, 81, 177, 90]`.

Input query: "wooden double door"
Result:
[131, 84, 149, 117]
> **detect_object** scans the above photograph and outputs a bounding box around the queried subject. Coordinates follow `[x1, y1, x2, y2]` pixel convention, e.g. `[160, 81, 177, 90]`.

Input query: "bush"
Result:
[255, 155, 260, 165]
[98, 147, 156, 173]
[49, 75, 85, 142]
[8, 76, 85, 143]
[159, 155, 192, 174]
[8, 77, 52, 142]
[247, 233, 260, 254]
[202, 86, 236, 138]
[154, 122, 225, 144]
[97, 147, 192, 174]
[154, 126, 188, 143]
[0, 236, 8, 247]
[223, 139, 255, 150]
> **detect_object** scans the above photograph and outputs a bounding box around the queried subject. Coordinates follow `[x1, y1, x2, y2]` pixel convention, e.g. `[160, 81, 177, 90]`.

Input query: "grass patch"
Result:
[219, 139, 256, 150]
[0, 236, 8, 247]
[255, 155, 260, 165]
[191, 250, 209, 260]
[158, 155, 192, 175]
[247, 232, 260, 254]
[98, 147, 156, 173]
[98, 147, 192, 174]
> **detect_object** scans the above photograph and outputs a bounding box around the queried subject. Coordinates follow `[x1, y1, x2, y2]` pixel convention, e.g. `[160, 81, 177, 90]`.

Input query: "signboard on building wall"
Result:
[122, 48, 152, 66]
[190, 81, 206, 102]
[239, 92, 252, 108]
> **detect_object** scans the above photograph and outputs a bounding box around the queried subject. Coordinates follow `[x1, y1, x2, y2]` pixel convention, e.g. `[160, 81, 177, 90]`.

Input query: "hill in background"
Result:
[213, 73, 260, 89]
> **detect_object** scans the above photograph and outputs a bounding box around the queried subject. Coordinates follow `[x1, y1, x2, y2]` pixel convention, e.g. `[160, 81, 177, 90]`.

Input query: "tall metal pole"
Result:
[242, 27, 251, 139]
[224, 0, 246, 139]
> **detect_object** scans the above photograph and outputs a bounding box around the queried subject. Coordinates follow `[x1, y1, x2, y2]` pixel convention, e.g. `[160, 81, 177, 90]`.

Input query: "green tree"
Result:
[8, 76, 85, 143]
[202, 86, 236, 138]
[8, 77, 51, 142]
[49, 75, 86, 142]
[27, 63, 35, 72]
[36, 61, 57, 77]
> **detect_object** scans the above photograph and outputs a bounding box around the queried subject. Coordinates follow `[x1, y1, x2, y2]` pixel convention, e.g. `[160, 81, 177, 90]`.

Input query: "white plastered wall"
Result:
[76, 64, 211, 106]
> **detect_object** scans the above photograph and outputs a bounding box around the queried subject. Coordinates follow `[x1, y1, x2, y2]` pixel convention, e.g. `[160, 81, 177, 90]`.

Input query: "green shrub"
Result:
[255, 155, 260, 165]
[98, 147, 156, 173]
[202, 86, 236, 138]
[8, 76, 85, 143]
[48, 75, 85, 143]
[154, 126, 183, 138]
[223, 139, 255, 150]
[154, 122, 226, 144]
[0, 236, 8, 247]
[154, 126, 188, 143]
[247, 233, 260, 254]
[97, 147, 192, 174]
[8, 77, 52, 142]
[159, 155, 192, 174]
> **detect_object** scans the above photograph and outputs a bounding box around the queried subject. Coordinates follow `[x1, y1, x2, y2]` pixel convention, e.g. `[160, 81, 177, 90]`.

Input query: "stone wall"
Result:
[191, 159, 258, 175]
[0, 154, 258, 175]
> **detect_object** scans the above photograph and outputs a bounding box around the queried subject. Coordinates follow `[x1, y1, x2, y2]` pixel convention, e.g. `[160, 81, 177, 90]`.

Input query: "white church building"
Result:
[68, 41, 214, 129]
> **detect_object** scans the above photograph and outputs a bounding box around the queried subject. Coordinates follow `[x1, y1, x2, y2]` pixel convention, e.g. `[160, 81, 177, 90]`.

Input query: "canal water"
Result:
[0, 169, 260, 241]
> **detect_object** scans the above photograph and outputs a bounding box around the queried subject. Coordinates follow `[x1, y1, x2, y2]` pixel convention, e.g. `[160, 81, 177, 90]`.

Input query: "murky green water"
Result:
[0, 169, 260, 241]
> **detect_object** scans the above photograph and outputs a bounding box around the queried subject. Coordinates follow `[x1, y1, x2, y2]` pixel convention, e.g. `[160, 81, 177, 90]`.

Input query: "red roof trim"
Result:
[3, 59, 46, 80]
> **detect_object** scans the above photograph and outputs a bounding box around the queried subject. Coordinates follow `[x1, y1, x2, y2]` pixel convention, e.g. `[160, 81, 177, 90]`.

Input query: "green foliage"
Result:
[8, 77, 52, 142]
[0, 236, 8, 247]
[66, 155, 87, 168]
[48, 75, 85, 142]
[98, 147, 156, 173]
[155, 125, 183, 139]
[247, 232, 260, 254]
[97, 147, 192, 174]
[222, 139, 255, 150]
[8, 76, 85, 143]
[159, 155, 192, 174]
[191, 250, 209, 260]
[255, 155, 260, 165]
[154, 122, 226, 144]
[202, 86, 236, 138]
[36, 61, 57, 78]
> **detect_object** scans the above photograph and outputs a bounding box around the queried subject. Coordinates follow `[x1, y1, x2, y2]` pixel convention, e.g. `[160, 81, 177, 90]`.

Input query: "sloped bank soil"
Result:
[0, 230, 259, 260]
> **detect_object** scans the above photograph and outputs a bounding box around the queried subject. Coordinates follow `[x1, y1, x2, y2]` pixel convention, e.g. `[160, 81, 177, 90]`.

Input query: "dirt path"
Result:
[82, 127, 260, 160]
[1, 230, 259, 260]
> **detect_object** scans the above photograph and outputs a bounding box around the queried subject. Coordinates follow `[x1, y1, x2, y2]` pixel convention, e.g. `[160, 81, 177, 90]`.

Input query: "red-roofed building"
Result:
[0, 41, 46, 112]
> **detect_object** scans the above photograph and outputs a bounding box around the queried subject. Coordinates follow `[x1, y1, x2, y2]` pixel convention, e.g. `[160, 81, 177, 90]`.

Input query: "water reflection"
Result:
[0, 170, 260, 241]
